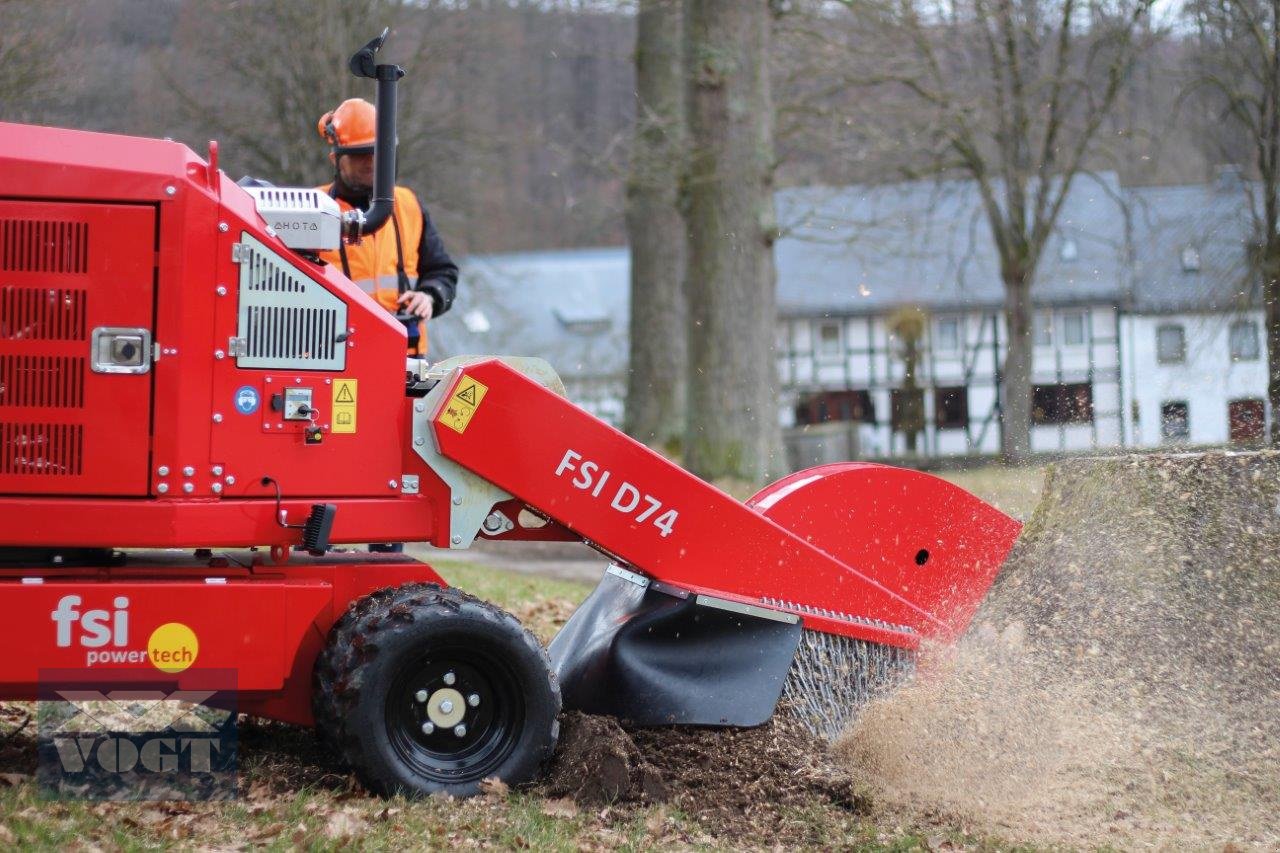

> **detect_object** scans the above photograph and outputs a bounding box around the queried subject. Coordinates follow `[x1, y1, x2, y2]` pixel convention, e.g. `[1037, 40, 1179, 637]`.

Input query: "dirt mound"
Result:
[543, 710, 869, 835]
[543, 713, 666, 805]
[839, 452, 1280, 849]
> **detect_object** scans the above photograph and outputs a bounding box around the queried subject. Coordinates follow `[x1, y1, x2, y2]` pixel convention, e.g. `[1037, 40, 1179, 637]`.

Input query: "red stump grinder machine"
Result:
[0, 33, 1020, 797]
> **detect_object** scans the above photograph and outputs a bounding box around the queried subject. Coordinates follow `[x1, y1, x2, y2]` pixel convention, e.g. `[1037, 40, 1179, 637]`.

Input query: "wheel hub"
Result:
[425, 687, 467, 728]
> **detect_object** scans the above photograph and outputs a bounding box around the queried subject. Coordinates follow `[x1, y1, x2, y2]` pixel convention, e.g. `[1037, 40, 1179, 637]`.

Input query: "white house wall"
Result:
[780, 303, 1125, 459]
[1120, 310, 1268, 446]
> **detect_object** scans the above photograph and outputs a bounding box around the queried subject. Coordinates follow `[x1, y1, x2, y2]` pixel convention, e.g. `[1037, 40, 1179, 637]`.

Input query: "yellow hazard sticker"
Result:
[437, 374, 488, 435]
[332, 379, 357, 434]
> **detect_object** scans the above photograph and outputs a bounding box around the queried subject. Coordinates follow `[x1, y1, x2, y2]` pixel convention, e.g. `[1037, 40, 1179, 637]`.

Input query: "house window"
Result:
[1156, 324, 1185, 364]
[1181, 246, 1201, 273]
[1061, 312, 1087, 346]
[1032, 383, 1094, 425]
[934, 386, 969, 429]
[1229, 320, 1260, 361]
[934, 318, 960, 353]
[817, 321, 842, 357]
[1161, 401, 1190, 441]
[890, 388, 925, 433]
[1033, 313, 1053, 347]
[1228, 398, 1265, 443]
[794, 390, 875, 426]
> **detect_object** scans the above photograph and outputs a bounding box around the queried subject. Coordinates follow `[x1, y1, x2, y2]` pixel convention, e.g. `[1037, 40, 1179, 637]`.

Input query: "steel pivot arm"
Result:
[414, 359, 963, 648]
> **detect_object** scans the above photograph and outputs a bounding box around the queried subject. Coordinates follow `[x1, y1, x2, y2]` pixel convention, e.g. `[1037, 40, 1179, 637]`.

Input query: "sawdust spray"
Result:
[837, 453, 1280, 849]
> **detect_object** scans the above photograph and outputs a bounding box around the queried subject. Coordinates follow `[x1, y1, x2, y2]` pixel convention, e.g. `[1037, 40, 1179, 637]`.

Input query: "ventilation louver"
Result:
[0, 422, 84, 476]
[235, 233, 347, 371]
[0, 287, 88, 341]
[1, 219, 88, 274]
[0, 355, 86, 408]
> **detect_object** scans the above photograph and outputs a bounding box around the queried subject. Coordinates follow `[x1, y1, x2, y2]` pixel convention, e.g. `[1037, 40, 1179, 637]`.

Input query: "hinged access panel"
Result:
[0, 200, 156, 495]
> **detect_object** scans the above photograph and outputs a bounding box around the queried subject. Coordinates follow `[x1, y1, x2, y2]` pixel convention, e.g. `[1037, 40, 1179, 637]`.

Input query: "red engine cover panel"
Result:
[0, 200, 156, 495]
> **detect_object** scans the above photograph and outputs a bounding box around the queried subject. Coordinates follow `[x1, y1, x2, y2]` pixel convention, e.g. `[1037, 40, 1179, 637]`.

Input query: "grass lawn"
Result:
[0, 466, 1045, 849]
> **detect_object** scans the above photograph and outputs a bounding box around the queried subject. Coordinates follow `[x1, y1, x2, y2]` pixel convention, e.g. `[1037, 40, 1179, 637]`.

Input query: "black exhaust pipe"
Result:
[346, 28, 403, 238]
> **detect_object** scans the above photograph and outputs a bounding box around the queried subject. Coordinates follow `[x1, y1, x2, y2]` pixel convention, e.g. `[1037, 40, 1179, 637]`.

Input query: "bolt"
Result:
[212, 465, 223, 476]
[215, 285, 227, 296]
[467, 693, 480, 708]
[225, 475, 236, 485]
[265, 377, 273, 383]
[157, 465, 170, 477]
[451, 535, 462, 545]
[295, 377, 301, 384]
[157, 483, 169, 494]
[389, 480, 398, 490]
[414, 437, 424, 446]
[415, 689, 428, 703]
[439, 699, 454, 714]
[211, 483, 223, 494]
[443, 672, 456, 686]
[183, 482, 194, 494]
[214, 349, 225, 360]
[183, 466, 195, 477]
[218, 222, 229, 233]
[324, 378, 332, 385]
[414, 402, 425, 413]
[212, 413, 223, 423]
[421, 722, 435, 735]
[164, 185, 176, 196]
[452, 496, 463, 506]
[453, 724, 467, 738]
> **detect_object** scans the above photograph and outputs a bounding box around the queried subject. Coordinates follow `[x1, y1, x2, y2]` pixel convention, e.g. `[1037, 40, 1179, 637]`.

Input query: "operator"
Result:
[315, 98, 458, 357]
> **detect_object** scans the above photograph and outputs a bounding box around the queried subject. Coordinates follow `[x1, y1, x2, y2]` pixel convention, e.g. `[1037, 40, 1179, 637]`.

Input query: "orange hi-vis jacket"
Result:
[317, 184, 458, 355]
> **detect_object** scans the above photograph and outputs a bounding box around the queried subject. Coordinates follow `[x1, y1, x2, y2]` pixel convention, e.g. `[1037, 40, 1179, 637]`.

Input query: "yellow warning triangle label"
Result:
[456, 385, 477, 406]
[335, 384, 355, 403]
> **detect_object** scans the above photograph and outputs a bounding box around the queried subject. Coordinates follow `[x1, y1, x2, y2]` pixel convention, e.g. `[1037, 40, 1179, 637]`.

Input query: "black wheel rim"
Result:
[384, 642, 525, 785]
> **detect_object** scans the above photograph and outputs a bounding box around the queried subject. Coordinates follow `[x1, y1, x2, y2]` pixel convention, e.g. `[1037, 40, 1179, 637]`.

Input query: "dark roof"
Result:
[1126, 183, 1259, 313]
[773, 173, 1131, 316]
[429, 247, 630, 378]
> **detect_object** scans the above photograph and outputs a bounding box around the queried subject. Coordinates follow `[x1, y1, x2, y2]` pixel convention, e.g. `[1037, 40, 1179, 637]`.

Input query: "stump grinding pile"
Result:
[838, 452, 1280, 848]
[543, 710, 871, 835]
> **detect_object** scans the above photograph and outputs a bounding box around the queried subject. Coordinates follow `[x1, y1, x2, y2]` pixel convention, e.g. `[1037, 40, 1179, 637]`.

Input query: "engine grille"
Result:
[0, 422, 84, 476]
[235, 233, 347, 370]
[0, 355, 85, 408]
[0, 287, 88, 341]
[1, 219, 89, 274]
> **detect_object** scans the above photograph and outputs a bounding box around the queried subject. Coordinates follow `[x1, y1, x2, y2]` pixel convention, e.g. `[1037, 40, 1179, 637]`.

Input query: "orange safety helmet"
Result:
[317, 98, 376, 155]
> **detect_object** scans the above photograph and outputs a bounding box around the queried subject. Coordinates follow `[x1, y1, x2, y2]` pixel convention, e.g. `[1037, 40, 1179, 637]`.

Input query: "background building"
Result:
[431, 171, 1261, 463]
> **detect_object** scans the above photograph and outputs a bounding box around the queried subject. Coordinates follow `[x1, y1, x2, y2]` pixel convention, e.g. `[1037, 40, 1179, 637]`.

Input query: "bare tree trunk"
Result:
[1002, 272, 1034, 462]
[624, 0, 687, 449]
[682, 0, 783, 483]
[1266, 244, 1280, 443]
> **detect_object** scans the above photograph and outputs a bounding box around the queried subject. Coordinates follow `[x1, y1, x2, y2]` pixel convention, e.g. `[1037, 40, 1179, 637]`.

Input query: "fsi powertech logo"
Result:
[51, 595, 199, 672]
[37, 669, 237, 801]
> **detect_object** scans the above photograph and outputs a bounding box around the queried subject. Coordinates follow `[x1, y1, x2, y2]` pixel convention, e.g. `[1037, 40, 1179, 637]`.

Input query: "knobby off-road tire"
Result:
[313, 583, 561, 797]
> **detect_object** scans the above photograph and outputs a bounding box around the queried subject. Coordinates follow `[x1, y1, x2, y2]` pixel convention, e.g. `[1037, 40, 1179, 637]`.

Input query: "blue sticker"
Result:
[234, 385, 260, 415]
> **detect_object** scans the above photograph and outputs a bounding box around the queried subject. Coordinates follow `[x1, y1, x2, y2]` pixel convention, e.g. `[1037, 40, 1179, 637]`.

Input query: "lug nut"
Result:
[421, 722, 435, 735]
[453, 724, 467, 738]
[467, 693, 480, 708]
[415, 689, 428, 703]
[443, 672, 456, 686]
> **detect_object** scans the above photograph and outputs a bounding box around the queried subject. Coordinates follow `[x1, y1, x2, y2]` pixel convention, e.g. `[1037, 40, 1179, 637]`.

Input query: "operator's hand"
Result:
[398, 290, 434, 320]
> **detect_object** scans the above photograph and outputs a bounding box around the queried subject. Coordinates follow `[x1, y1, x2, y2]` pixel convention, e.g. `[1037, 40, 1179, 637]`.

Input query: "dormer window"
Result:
[1181, 246, 1201, 273]
[554, 306, 611, 335]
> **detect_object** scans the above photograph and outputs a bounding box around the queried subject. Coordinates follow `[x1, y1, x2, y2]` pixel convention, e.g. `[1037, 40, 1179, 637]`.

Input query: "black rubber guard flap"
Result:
[547, 568, 803, 726]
